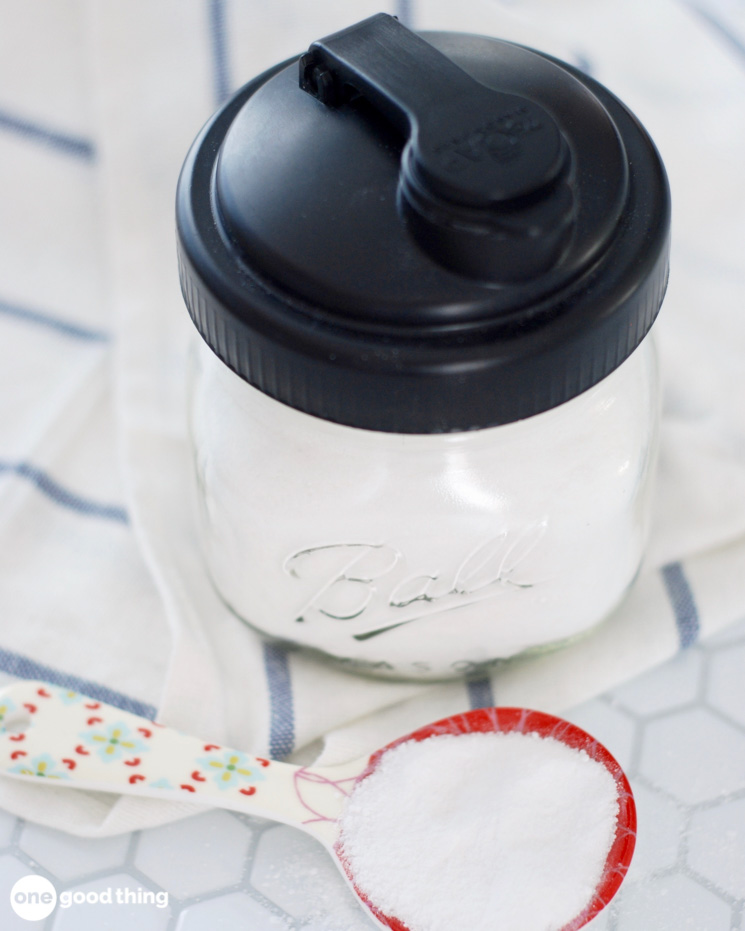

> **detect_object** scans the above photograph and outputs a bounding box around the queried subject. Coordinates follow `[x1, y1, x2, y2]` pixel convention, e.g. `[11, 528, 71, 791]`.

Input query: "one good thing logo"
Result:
[9, 874, 169, 920]
[9, 875, 57, 921]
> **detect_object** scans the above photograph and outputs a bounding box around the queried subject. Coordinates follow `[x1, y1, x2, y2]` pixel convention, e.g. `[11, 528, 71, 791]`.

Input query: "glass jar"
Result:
[190, 333, 659, 679]
[177, 15, 670, 679]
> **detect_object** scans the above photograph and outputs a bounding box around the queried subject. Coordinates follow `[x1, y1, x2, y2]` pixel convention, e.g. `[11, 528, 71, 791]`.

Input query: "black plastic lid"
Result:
[177, 14, 670, 433]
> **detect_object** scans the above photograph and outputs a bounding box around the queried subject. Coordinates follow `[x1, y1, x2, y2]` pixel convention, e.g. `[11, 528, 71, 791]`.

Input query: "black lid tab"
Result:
[299, 14, 574, 282]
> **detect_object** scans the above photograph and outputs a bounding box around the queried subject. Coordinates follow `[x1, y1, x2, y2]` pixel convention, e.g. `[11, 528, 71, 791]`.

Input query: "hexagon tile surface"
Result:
[134, 810, 253, 899]
[0, 617, 745, 929]
[19, 824, 129, 883]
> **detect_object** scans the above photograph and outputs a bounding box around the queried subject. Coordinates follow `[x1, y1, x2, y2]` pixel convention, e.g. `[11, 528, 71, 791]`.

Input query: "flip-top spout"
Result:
[300, 13, 575, 282]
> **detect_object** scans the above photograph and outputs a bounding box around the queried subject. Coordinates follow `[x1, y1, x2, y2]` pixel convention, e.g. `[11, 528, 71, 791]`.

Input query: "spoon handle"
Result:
[0, 680, 359, 844]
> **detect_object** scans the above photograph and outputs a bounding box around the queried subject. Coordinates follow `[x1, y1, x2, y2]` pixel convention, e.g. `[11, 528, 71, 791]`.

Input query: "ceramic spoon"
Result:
[0, 679, 636, 930]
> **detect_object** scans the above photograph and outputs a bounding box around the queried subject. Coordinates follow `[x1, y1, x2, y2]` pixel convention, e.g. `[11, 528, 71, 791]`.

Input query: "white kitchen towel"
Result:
[0, 0, 744, 836]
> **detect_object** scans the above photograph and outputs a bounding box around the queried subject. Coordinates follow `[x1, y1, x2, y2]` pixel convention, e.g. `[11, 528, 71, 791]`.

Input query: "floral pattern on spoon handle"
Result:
[0, 680, 364, 847]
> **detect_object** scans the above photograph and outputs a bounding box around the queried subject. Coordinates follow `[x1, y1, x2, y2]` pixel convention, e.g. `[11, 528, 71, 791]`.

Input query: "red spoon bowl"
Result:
[336, 706, 636, 931]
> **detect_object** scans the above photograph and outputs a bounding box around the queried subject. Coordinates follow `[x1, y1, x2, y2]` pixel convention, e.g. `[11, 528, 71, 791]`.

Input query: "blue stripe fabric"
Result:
[0, 647, 157, 719]
[574, 51, 594, 75]
[0, 462, 129, 524]
[397, 0, 415, 28]
[208, 0, 232, 105]
[207, 7, 294, 764]
[661, 561, 700, 648]
[262, 643, 295, 759]
[467, 676, 495, 710]
[0, 298, 110, 342]
[682, 2, 745, 67]
[0, 108, 95, 160]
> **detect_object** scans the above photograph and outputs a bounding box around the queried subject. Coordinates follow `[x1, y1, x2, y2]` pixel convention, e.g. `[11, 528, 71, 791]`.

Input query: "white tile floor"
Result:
[1, 616, 744, 929]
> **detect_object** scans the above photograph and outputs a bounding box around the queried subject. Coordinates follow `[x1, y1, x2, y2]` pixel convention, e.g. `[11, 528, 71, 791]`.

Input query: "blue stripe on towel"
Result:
[208, 0, 232, 105]
[0, 108, 95, 160]
[661, 561, 700, 648]
[397, 0, 415, 27]
[205, 2, 295, 761]
[0, 462, 129, 524]
[262, 643, 295, 759]
[573, 52, 594, 75]
[682, 2, 745, 67]
[0, 298, 110, 343]
[467, 676, 495, 710]
[0, 647, 157, 719]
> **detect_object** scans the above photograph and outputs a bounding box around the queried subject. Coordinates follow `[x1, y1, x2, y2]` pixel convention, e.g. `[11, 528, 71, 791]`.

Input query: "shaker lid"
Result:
[177, 14, 670, 432]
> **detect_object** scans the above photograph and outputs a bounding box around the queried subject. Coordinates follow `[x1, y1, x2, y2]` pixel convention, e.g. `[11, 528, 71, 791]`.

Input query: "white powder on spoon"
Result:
[338, 730, 619, 931]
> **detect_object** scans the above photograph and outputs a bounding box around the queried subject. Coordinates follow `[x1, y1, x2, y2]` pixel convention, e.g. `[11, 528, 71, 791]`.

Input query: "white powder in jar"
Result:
[338, 731, 620, 931]
[190, 336, 659, 678]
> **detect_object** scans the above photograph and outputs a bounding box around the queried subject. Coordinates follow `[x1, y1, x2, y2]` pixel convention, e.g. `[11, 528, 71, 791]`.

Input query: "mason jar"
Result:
[177, 14, 670, 679]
